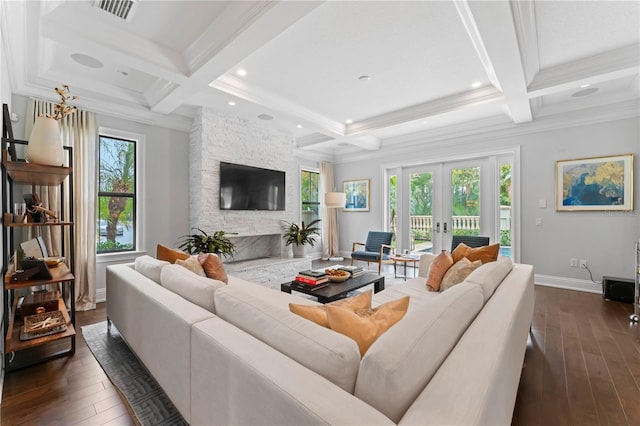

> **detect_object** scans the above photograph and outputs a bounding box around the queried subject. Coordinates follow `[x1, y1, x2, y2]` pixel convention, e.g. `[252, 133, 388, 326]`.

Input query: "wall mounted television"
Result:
[219, 161, 286, 211]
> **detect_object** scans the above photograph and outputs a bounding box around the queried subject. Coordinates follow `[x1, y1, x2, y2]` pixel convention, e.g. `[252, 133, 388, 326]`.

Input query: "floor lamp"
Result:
[325, 191, 346, 261]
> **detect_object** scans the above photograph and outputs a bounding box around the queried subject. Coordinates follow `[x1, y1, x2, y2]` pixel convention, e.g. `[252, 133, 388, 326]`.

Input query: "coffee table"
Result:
[281, 272, 385, 303]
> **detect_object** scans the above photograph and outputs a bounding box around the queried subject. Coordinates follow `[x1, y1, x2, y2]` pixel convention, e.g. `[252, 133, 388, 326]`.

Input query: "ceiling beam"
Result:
[150, 1, 323, 115]
[455, 0, 532, 124]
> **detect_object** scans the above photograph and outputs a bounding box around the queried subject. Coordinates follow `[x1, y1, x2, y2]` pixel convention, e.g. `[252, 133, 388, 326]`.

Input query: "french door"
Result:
[392, 154, 514, 259]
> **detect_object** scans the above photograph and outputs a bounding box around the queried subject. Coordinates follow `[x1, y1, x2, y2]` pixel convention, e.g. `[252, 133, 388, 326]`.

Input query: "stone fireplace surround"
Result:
[189, 109, 312, 288]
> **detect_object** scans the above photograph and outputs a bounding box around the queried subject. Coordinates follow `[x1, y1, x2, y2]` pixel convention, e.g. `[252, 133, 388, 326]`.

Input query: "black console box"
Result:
[602, 276, 635, 304]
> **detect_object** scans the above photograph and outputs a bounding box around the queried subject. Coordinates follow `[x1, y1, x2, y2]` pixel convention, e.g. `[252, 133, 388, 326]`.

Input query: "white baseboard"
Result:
[96, 288, 106, 303]
[535, 274, 602, 294]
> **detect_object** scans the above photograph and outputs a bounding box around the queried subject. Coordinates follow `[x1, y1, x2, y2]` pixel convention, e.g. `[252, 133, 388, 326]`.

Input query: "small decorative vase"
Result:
[26, 116, 64, 166]
[292, 244, 306, 258]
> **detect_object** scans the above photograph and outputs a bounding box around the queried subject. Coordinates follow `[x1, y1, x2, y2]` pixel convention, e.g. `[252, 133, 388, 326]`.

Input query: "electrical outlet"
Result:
[579, 259, 587, 268]
[570, 258, 578, 267]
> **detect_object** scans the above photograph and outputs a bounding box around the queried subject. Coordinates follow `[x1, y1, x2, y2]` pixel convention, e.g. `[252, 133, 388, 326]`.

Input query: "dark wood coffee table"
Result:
[281, 272, 385, 303]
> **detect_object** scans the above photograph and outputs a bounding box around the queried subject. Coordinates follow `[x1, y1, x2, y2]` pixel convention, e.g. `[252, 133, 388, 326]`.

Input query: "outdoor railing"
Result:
[410, 207, 511, 239]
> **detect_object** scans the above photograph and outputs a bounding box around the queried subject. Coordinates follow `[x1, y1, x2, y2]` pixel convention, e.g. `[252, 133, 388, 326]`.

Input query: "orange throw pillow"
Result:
[326, 296, 410, 357]
[465, 243, 500, 264]
[289, 290, 372, 328]
[198, 253, 228, 284]
[451, 243, 470, 263]
[426, 250, 454, 292]
[157, 244, 189, 264]
[440, 258, 482, 291]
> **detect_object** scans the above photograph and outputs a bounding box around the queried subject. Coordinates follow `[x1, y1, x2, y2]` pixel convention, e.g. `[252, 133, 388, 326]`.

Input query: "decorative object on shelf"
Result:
[556, 153, 633, 211]
[343, 179, 370, 211]
[26, 85, 77, 166]
[282, 219, 321, 258]
[177, 228, 236, 258]
[20, 310, 67, 341]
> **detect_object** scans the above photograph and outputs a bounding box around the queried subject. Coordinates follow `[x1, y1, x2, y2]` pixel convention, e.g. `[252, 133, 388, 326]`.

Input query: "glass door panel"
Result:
[499, 162, 513, 259]
[449, 166, 480, 237]
[409, 171, 434, 253]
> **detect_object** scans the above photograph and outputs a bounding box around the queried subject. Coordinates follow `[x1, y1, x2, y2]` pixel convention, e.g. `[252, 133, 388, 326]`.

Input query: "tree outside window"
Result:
[301, 170, 319, 224]
[97, 135, 136, 253]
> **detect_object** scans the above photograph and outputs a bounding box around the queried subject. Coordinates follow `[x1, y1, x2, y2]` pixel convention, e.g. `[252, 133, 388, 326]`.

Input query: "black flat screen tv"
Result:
[219, 162, 286, 211]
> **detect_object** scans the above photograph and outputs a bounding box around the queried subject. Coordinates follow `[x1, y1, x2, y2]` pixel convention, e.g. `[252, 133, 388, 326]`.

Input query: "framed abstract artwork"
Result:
[556, 154, 633, 211]
[343, 179, 370, 211]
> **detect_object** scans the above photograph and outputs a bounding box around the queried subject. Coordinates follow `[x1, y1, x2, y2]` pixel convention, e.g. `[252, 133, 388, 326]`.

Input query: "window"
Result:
[301, 169, 319, 224]
[97, 135, 136, 254]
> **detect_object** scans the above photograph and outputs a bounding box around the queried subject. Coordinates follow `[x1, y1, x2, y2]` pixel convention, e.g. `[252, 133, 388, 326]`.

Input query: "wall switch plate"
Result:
[539, 199, 547, 208]
[535, 218, 543, 226]
[570, 258, 578, 267]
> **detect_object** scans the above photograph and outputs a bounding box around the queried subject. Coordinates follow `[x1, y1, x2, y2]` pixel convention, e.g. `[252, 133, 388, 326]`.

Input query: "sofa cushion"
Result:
[440, 258, 482, 291]
[214, 283, 362, 394]
[289, 290, 372, 328]
[326, 296, 409, 357]
[464, 256, 513, 302]
[452, 242, 500, 264]
[175, 256, 206, 276]
[198, 253, 228, 284]
[157, 243, 190, 263]
[160, 264, 225, 313]
[134, 255, 169, 284]
[426, 250, 453, 291]
[354, 282, 484, 423]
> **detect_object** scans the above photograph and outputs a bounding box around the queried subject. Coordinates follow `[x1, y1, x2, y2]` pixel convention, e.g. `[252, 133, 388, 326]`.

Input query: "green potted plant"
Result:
[177, 228, 236, 258]
[282, 219, 321, 258]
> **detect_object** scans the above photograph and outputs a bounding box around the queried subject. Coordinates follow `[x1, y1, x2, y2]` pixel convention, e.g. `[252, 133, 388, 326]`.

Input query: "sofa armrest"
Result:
[191, 317, 394, 426]
[418, 253, 436, 277]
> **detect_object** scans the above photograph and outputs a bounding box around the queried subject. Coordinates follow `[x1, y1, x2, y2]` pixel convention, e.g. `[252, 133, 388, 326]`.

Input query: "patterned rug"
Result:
[82, 322, 187, 426]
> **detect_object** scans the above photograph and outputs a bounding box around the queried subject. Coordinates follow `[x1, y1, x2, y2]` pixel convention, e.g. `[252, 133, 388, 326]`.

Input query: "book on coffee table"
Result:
[291, 281, 330, 291]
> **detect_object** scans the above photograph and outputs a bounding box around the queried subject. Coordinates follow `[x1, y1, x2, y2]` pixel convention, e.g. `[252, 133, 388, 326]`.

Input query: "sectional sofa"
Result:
[106, 253, 534, 425]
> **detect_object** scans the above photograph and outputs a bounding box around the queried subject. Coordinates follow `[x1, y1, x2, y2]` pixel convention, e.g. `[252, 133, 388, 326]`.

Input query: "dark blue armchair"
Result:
[350, 231, 395, 274]
[451, 235, 490, 251]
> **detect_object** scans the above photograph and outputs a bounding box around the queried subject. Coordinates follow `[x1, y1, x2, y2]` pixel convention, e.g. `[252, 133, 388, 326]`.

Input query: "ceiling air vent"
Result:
[95, 0, 134, 20]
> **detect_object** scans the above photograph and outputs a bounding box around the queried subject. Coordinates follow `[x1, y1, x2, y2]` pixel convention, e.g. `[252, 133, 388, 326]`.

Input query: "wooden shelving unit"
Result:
[1, 131, 76, 371]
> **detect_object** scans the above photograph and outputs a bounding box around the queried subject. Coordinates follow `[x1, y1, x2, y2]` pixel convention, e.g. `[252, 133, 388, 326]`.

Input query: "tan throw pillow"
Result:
[157, 244, 189, 264]
[175, 256, 206, 276]
[289, 290, 372, 328]
[426, 250, 454, 292]
[440, 258, 482, 291]
[198, 253, 228, 284]
[465, 243, 500, 264]
[326, 296, 410, 357]
[451, 243, 470, 263]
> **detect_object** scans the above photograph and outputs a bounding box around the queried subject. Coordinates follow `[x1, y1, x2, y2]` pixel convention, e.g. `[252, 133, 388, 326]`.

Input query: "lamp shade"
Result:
[325, 192, 346, 209]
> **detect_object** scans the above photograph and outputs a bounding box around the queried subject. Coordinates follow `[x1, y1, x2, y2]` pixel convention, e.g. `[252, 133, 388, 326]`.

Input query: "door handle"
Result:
[435, 222, 440, 233]
[443, 222, 448, 233]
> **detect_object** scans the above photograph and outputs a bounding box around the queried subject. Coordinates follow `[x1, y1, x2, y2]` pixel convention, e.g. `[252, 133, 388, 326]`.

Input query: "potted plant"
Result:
[282, 219, 321, 258]
[177, 228, 236, 258]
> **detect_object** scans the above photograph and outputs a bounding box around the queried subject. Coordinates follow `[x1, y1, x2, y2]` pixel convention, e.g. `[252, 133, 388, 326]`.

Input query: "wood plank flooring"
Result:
[1, 284, 639, 425]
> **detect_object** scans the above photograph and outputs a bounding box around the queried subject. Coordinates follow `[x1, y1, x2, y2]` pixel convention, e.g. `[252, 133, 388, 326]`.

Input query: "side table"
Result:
[390, 255, 419, 280]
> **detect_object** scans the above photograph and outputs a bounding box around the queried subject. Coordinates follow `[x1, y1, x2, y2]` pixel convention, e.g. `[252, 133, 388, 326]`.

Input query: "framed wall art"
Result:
[556, 154, 633, 211]
[343, 179, 370, 211]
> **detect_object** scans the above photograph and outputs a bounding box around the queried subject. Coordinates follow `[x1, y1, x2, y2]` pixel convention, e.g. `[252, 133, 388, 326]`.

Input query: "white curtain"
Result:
[320, 162, 339, 259]
[26, 99, 98, 311]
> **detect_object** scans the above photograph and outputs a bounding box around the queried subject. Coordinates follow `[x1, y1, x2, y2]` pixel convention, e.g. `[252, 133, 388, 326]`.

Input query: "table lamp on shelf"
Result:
[325, 191, 346, 261]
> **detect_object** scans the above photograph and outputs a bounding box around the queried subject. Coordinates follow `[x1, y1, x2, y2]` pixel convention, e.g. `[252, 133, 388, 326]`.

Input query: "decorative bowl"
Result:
[327, 272, 350, 282]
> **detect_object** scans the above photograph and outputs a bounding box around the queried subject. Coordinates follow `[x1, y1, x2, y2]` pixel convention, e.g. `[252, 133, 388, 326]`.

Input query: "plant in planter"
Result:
[282, 219, 321, 258]
[177, 228, 236, 258]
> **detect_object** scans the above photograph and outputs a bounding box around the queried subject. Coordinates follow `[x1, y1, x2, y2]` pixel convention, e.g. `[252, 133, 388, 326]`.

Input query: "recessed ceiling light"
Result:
[471, 81, 482, 88]
[346, 119, 353, 124]
[237, 69, 247, 77]
[258, 114, 274, 121]
[297, 125, 302, 129]
[580, 83, 591, 88]
[70, 53, 103, 69]
[228, 101, 236, 106]
[358, 75, 371, 81]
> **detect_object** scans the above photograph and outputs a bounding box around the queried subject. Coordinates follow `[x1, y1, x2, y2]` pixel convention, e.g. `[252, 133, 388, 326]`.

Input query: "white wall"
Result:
[334, 117, 640, 292]
[10, 95, 190, 301]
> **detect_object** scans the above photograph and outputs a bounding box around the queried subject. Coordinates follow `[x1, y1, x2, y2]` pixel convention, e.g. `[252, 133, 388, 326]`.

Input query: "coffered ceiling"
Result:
[1, 1, 638, 157]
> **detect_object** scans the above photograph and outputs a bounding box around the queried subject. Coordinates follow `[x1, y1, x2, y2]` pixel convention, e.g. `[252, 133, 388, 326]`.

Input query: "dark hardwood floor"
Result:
[1, 284, 638, 425]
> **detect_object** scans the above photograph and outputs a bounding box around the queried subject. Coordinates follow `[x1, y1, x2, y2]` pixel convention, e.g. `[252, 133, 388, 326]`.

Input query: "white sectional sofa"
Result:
[106, 253, 534, 425]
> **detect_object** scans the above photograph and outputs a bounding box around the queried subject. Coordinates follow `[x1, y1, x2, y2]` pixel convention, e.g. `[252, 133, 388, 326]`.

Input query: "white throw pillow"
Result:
[134, 255, 169, 284]
[160, 264, 225, 313]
